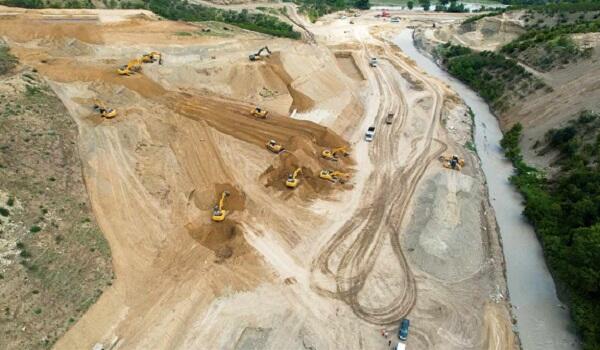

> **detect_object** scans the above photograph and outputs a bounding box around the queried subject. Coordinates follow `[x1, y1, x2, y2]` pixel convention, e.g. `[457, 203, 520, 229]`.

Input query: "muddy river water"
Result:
[392, 30, 580, 350]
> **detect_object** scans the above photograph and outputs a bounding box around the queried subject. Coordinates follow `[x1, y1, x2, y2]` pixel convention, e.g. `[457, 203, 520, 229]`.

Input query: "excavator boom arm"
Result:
[292, 168, 302, 179]
[218, 192, 227, 211]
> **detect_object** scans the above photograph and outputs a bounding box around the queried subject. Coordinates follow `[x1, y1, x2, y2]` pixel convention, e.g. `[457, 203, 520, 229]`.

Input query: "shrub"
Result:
[30, 225, 42, 233]
[501, 114, 600, 350]
[0, 46, 18, 75]
[0, 207, 9, 216]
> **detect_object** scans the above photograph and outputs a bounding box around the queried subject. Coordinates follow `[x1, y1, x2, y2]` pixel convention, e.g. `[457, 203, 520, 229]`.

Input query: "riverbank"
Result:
[394, 29, 580, 350]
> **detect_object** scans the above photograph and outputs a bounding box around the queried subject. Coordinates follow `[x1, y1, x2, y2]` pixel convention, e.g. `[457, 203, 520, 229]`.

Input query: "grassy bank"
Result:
[501, 17, 599, 71]
[0, 47, 113, 350]
[0, 0, 301, 39]
[501, 114, 600, 350]
[285, 0, 370, 23]
[434, 43, 545, 111]
[147, 0, 300, 39]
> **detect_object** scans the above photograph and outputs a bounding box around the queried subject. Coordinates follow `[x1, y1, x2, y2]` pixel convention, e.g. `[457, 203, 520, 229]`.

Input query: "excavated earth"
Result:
[0, 6, 516, 350]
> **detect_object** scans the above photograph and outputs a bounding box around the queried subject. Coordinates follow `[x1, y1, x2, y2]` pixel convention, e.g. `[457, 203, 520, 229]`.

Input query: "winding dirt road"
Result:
[310, 27, 450, 326]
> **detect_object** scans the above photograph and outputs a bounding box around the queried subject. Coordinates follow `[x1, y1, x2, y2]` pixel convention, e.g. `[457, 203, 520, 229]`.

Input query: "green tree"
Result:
[419, 0, 431, 11]
[407, 0, 414, 9]
[355, 0, 370, 10]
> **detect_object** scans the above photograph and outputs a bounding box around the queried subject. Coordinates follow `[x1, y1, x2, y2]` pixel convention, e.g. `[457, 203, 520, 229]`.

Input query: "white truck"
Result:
[365, 126, 375, 142]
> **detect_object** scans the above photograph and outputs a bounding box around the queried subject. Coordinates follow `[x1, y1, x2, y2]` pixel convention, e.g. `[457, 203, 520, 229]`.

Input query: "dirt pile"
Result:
[186, 183, 250, 261]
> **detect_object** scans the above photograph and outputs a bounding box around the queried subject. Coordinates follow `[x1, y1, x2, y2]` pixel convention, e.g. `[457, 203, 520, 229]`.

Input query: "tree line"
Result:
[501, 112, 600, 350]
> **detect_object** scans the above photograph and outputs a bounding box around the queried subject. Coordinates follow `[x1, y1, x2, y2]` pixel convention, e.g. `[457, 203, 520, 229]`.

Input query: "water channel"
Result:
[392, 29, 580, 350]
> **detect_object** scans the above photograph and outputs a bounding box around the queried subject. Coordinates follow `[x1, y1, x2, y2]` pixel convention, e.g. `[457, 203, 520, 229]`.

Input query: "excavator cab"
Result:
[440, 154, 465, 171]
[249, 46, 272, 61]
[321, 147, 349, 161]
[93, 100, 117, 119]
[266, 139, 284, 154]
[117, 58, 142, 76]
[142, 51, 162, 64]
[251, 106, 268, 119]
[319, 169, 349, 183]
[211, 191, 230, 222]
[285, 168, 302, 188]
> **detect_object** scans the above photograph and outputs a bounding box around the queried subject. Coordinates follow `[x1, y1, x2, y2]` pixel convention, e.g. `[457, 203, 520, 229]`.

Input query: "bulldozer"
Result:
[319, 169, 350, 183]
[251, 106, 268, 119]
[93, 99, 117, 119]
[440, 155, 465, 171]
[211, 191, 230, 222]
[249, 46, 272, 61]
[141, 51, 162, 64]
[117, 58, 142, 76]
[285, 168, 302, 188]
[321, 146, 349, 161]
[266, 139, 284, 154]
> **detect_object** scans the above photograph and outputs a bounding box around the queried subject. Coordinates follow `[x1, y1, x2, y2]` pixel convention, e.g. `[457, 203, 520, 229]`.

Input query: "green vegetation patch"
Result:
[289, 0, 370, 23]
[462, 10, 504, 25]
[435, 43, 544, 111]
[0, 0, 300, 39]
[0, 45, 18, 76]
[501, 18, 599, 71]
[501, 113, 600, 350]
[0, 70, 112, 350]
[147, 0, 300, 39]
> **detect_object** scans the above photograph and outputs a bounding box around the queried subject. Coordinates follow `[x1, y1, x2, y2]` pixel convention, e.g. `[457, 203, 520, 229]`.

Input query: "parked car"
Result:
[369, 57, 378, 67]
[398, 318, 410, 341]
[386, 112, 394, 124]
[365, 126, 375, 142]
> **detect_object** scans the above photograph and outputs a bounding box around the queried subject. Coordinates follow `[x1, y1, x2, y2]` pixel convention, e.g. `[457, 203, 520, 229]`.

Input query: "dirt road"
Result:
[0, 6, 516, 350]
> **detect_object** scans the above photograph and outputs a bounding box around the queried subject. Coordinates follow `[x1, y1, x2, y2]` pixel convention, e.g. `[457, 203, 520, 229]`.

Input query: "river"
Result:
[391, 30, 580, 350]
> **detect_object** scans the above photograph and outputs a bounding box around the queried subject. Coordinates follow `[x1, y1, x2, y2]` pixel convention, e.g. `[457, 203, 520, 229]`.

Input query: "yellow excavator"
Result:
[266, 139, 284, 154]
[321, 146, 349, 161]
[285, 168, 302, 188]
[93, 99, 117, 119]
[249, 46, 272, 61]
[251, 106, 268, 119]
[211, 191, 230, 222]
[319, 169, 350, 183]
[117, 58, 142, 76]
[440, 155, 465, 171]
[141, 51, 162, 64]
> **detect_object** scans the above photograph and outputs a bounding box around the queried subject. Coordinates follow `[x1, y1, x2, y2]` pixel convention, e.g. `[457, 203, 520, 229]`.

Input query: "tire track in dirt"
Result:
[310, 40, 448, 325]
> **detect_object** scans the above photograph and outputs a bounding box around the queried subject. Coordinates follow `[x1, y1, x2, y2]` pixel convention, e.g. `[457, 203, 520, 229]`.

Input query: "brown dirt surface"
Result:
[0, 8, 518, 350]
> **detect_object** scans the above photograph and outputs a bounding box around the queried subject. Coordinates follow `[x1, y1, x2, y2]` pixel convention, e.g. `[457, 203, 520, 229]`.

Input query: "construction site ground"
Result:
[0, 6, 516, 350]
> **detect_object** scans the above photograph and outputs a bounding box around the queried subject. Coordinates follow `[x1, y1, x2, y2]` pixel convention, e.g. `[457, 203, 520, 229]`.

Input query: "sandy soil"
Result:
[0, 7, 516, 350]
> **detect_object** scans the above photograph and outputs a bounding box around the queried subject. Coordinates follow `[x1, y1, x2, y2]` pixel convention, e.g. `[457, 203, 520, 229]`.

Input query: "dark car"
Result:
[386, 112, 394, 125]
[398, 318, 410, 341]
